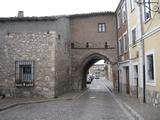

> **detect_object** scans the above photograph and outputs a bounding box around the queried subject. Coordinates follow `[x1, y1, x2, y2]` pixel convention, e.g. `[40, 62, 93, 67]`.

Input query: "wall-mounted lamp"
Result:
[135, 0, 160, 13]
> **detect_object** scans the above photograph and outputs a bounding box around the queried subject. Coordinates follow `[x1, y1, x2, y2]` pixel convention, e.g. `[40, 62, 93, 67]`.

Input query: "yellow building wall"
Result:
[145, 32, 160, 91]
[128, 6, 141, 63]
[144, 0, 160, 92]
[129, 42, 142, 63]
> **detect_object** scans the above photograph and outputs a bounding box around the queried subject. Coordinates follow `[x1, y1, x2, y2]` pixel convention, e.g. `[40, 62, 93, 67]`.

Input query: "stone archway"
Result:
[70, 12, 118, 91]
[71, 51, 117, 90]
[80, 53, 110, 89]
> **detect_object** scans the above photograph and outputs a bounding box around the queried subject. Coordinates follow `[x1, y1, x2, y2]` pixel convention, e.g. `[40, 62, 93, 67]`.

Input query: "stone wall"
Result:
[0, 17, 71, 98]
[70, 13, 118, 90]
[146, 90, 160, 107]
[0, 31, 56, 98]
[54, 17, 72, 96]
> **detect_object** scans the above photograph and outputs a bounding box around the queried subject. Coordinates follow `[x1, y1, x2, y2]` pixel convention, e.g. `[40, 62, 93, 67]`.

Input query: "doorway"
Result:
[134, 65, 138, 98]
[125, 67, 130, 94]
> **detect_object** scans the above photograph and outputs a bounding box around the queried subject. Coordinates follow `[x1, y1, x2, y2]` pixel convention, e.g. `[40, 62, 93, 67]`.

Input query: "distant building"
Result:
[116, 0, 130, 94]
[89, 64, 105, 78]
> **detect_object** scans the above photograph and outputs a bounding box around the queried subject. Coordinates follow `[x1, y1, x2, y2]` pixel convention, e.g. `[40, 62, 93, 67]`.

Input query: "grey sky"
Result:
[0, 0, 120, 17]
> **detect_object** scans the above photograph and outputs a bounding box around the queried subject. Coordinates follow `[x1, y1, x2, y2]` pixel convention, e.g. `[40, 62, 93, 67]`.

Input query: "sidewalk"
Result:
[103, 79, 160, 120]
[107, 87, 160, 120]
[0, 90, 85, 112]
[114, 92, 160, 120]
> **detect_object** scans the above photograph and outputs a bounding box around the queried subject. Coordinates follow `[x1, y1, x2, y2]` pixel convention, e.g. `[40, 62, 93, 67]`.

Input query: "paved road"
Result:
[0, 78, 131, 120]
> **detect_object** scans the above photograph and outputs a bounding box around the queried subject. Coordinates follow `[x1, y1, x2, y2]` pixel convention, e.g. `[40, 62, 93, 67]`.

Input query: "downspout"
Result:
[115, 13, 120, 93]
[138, 1, 146, 103]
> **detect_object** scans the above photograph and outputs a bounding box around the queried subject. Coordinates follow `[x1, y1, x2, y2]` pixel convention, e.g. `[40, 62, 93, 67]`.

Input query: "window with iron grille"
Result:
[98, 23, 106, 32]
[15, 61, 34, 87]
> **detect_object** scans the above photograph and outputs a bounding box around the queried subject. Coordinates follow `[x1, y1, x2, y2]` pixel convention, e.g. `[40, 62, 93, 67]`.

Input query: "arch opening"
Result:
[81, 54, 113, 90]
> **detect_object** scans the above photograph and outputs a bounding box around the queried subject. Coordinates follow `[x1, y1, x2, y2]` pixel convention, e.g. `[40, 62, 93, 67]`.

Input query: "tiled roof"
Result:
[69, 11, 115, 18]
[0, 16, 65, 22]
[0, 11, 115, 22]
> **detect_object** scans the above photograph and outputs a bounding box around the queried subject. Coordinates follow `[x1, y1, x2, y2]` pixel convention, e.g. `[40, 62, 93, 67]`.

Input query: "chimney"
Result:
[18, 11, 24, 17]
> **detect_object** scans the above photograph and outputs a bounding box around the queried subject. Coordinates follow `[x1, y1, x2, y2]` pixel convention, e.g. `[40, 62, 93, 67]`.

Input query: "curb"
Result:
[0, 91, 85, 112]
[122, 102, 144, 120]
[107, 87, 144, 120]
[0, 98, 57, 112]
[113, 93, 144, 120]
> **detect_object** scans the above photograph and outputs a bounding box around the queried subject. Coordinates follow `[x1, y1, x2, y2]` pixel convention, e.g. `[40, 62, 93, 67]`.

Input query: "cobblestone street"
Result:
[0, 78, 133, 120]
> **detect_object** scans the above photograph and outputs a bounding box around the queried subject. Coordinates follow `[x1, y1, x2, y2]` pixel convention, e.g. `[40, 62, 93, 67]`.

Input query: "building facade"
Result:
[121, 0, 145, 101]
[0, 12, 118, 98]
[70, 12, 118, 90]
[116, 0, 130, 95]
[141, 0, 160, 106]
[0, 16, 71, 98]
[117, 0, 160, 106]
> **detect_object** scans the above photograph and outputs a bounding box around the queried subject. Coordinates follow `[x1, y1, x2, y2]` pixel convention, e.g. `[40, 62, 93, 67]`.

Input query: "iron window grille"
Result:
[15, 60, 34, 87]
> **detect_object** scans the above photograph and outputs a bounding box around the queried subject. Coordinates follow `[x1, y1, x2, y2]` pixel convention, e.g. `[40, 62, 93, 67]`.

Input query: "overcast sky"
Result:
[0, 0, 120, 17]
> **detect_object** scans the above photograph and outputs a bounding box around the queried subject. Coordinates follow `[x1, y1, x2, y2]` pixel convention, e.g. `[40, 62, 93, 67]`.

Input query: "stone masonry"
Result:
[0, 17, 71, 98]
[0, 31, 56, 98]
[0, 12, 118, 98]
[70, 12, 118, 90]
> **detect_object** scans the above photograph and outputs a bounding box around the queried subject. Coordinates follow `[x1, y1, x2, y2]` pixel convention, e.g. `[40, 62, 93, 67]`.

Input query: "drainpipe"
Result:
[114, 11, 120, 93]
[138, 0, 146, 103]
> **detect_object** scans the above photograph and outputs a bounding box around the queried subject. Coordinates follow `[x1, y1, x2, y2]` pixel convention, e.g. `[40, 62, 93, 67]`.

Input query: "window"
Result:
[144, 0, 151, 21]
[123, 33, 128, 52]
[146, 54, 154, 81]
[120, 38, 124, 54]
[132, 28, 136, 45]
[15, 61, 34, 87]
[122, 2, 127, 23]
[118, 40, 121, 55]
[118, 37, 123, 55]
[117, 10, 122, 28]
[98, 23, 106, 32]
[130, 0, 135, 11]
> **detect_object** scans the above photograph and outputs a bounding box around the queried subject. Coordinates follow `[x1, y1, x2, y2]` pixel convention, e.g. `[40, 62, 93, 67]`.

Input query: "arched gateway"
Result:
[70, 12, 118, 90]
[80, 53, 112, 89]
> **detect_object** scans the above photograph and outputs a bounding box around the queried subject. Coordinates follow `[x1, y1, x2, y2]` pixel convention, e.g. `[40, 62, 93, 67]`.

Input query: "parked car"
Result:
[87, 75, 94, 84]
